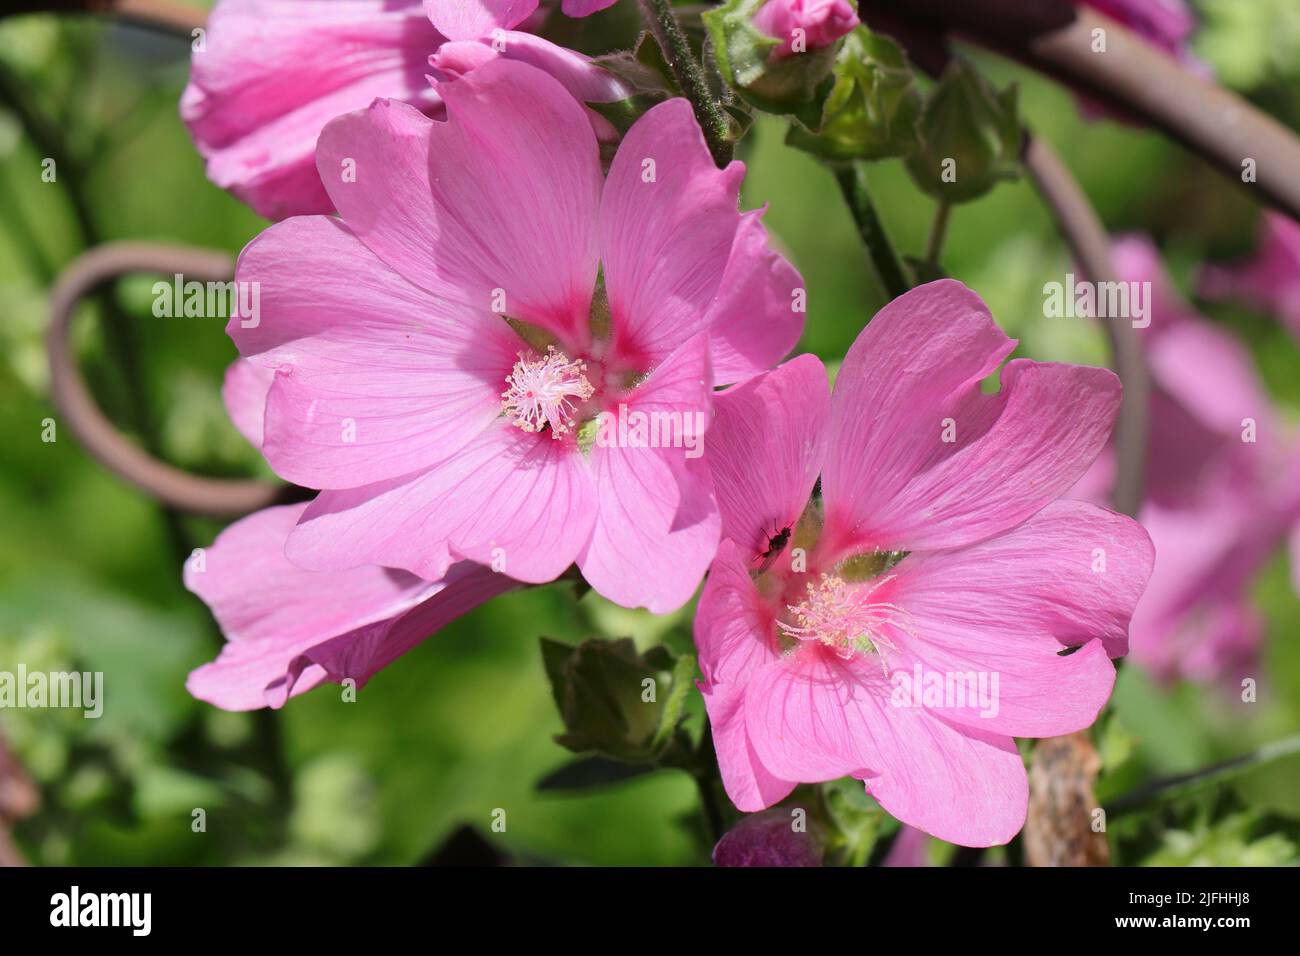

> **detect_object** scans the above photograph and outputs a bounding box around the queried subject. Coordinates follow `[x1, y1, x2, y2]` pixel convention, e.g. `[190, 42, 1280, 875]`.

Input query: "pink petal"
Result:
[281, 561, 518, 697]
[752, 0, 860, 57]
[705, 211, 807, 383]
[230, 216, 518, 489]
[287, 423, 598, 584]
[221, 359, 273, 449]
[882, 825, 930, 866]
[191, 560, 515, 711]
[423, 0, 537, 39]
[696, 540, 796, 810]
[184, 503, 439, 709]
[745, 648, 1029, 846]
[182, 0, 443, 220]
[1198, 213, 1300, 337]
[561, 0, 619, 15]
[886, 500, 1153, 737]
[431, 30, 629, 105]
[577, 334, 720, 611]
[823, 280, 1120, 555]
[1147, 318, 1275, 440]
[599, 99, 750, 375]
[315, 59, 602, 345]
[709, 354, 828, 557]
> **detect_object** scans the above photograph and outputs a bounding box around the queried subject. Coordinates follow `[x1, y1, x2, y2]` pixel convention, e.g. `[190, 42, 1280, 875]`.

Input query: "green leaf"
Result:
[539, 636, 674, 762]
[652, 653, 697, 750]
[589, 47, 676, 136]
[536, 755, 658, 792]
[537, 635, 699, 766]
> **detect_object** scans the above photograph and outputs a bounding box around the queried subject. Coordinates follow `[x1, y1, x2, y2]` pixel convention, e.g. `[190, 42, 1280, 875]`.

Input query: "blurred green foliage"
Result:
[1, 2, 1300, 866]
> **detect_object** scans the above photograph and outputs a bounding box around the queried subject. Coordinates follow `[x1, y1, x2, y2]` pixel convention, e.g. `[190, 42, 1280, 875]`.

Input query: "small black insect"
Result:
[755, 525, 792, 575]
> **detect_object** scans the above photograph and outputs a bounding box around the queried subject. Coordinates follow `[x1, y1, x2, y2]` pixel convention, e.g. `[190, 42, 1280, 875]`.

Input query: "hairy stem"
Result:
[638, 0, 733, 168]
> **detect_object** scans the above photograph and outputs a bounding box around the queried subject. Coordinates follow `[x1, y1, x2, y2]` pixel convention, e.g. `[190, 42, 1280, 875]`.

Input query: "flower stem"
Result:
[1023, 133, 1148, 518]
[638, 0, 734, 168]
[1106, 733, 1300, 821]
[925, 200, 952, 268]
[833, 162, 912, 301]
[693, 719, 727, 845]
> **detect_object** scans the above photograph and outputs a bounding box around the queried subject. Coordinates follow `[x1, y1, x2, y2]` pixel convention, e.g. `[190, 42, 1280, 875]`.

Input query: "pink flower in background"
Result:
[423, 0, 617, 41]
[230, 59, 803, 613]
[1199, 212, 1300, 341]
[182, 0, 626, 219]
[1080, 0, 1200, 64]
[696, 280, 1152, 846]
[752, 0, 859, 58]
[882, 825, 930, 866]
[1073, 0, 1208, 122]
[1071, 236, 1300, 685]
[186, 503, 517, 709]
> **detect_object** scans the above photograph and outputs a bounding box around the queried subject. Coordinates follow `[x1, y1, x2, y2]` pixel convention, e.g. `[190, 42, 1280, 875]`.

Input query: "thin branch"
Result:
[1106, 733, 1300, 821]
[924, 200, 952, 268]
[48, 243, 293, 517]
[858, 0, 1300, 223]
[833, 162, 912, 301]
[1023, 133, 1148, 518]
[1, 0, 205, 35]
[638, 0, 734, 168]
[1025, 7, 1300, 222]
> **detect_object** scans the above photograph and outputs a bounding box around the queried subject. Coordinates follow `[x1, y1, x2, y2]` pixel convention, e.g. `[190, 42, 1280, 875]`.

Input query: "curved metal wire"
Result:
[47, 242, 290, 517]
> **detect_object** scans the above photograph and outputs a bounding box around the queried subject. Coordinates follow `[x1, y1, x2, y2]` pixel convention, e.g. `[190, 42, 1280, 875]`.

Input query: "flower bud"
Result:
[705, 0, 859, 128]
[753, 0, 859, 58]
[904, 58, 1022, 204]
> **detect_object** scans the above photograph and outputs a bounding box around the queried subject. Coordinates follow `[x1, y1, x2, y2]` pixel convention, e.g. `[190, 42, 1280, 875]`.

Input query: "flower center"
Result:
[777, 573, 910, 664]
[502, 346, 594, 438]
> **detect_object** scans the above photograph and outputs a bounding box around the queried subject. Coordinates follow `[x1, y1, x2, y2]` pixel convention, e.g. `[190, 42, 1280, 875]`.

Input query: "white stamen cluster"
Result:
[501, 346, 594, 438]
[778, 573, 912, 668]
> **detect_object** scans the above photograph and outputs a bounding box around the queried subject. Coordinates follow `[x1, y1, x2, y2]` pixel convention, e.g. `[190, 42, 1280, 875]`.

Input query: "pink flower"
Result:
[1199, 212, 1300, 341]
[229, 58, 804, 613]
[1080, 0, 1199, 64]
[696, 280, 1152, 846]
[882, 825, 929, 866]
[222, 358, 275, 449]
[752, 0, 859, 58]
[182, 0, 626, 220]
[185, 502, 517, 709]
[1073, 236, 1300, 685]
[1073, 0, 1208, 122]
[423, 0, 618, 41]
